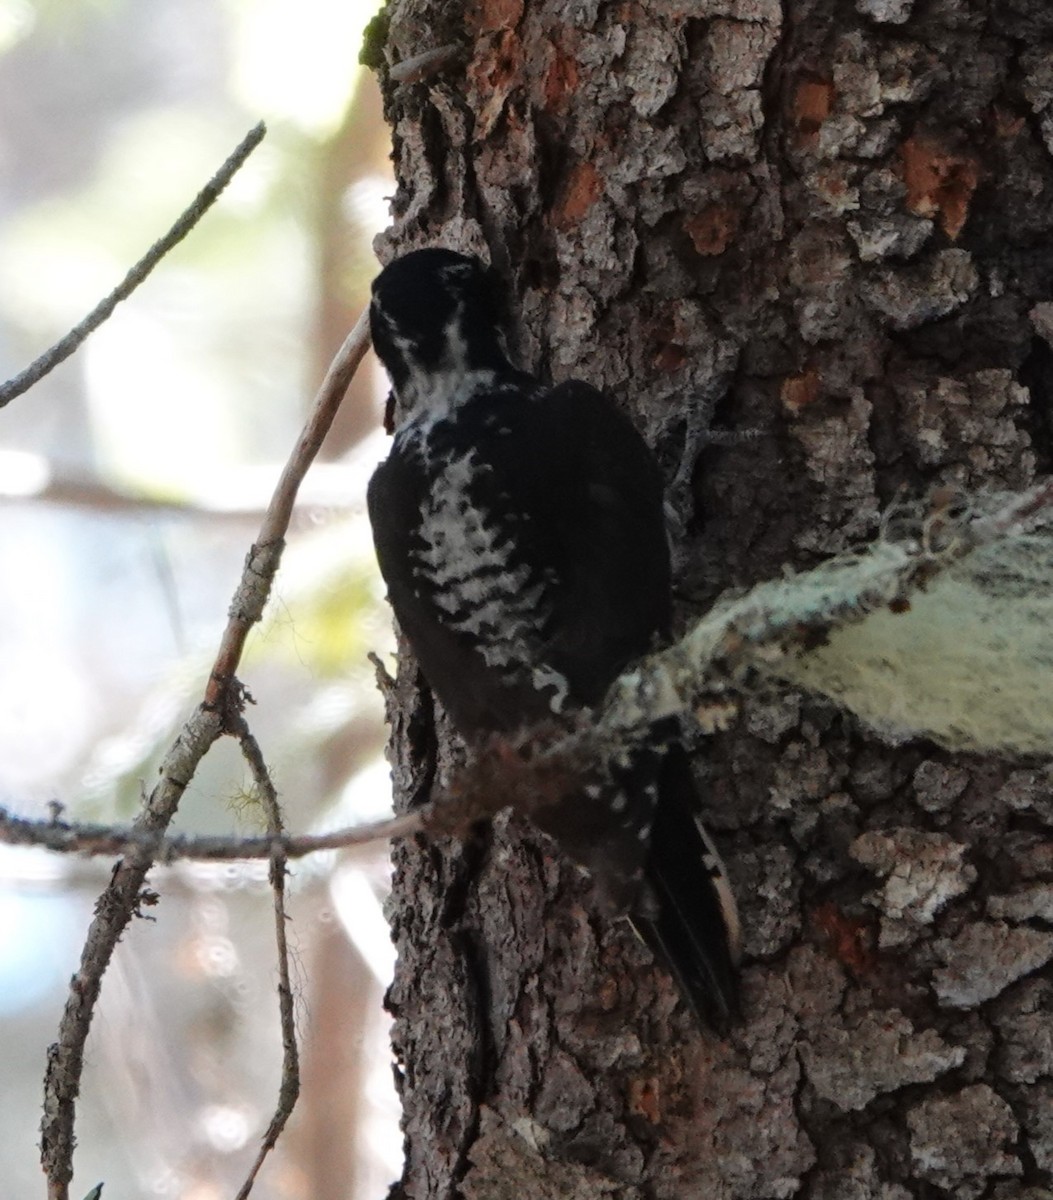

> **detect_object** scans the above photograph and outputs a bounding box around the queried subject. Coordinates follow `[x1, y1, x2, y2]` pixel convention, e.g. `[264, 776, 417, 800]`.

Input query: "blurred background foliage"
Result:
[0, 0, 400, 1196]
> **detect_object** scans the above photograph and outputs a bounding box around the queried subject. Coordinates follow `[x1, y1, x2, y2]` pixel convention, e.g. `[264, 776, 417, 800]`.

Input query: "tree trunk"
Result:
[369, 2, 1053, 1196]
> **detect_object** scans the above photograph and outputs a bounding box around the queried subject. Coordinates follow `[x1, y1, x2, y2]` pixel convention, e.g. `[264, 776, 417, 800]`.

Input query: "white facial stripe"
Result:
[377, 295, 503, 422]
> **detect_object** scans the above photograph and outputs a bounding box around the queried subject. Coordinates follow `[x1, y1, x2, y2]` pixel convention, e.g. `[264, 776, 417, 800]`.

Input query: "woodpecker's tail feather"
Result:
[630, 745, 742, 1032]
[526, 736, 741, 1030]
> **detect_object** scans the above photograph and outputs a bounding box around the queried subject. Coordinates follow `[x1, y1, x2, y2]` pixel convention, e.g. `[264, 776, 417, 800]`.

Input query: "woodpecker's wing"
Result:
[368, 378, 672, 732]
[630, 745, 742, 1030]
[528, 380, 672, 706]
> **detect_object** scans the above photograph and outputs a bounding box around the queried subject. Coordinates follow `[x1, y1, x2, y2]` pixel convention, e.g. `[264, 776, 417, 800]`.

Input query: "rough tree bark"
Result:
[366, 1, 1053, 1197]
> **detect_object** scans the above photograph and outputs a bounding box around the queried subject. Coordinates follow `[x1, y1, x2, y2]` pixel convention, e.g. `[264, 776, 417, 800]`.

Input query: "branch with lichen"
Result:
[9, 477, 1053, 867]
[603, 478, 1053, 756]
[229, 716, 298, 1200]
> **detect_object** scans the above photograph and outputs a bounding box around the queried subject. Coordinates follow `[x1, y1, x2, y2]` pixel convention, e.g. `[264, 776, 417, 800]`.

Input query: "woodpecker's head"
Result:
[370, 249, 514, 424]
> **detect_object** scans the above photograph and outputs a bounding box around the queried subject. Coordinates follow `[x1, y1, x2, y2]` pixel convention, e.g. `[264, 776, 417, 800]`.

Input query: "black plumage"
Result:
[367, 248, 740, 1028]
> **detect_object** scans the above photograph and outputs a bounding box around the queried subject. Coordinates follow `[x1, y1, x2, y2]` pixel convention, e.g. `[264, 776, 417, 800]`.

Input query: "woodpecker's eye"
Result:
[439, 261, 477, 283]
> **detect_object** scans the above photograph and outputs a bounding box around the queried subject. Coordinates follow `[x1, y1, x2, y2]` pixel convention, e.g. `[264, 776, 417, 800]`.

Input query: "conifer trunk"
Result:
[368, 2, 1053, 1195]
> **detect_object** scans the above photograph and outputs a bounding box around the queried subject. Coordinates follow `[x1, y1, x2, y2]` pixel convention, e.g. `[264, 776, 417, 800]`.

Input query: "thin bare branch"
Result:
[0, 122, 267, 409]
[42, 706, 226, 1200]
[230, 718, 299, 1200]
[204, 309, 372, 711]
[40, 306, 373, 1200]
[5, 720, 599, 877]
[0, 803, 424, 862]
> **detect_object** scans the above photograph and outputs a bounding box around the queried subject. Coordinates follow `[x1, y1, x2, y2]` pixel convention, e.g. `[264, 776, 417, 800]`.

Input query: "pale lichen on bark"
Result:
[800, 1002, 965, 1111]
[907, 1083, 1022, 1198]
[850, 826, 976, 947]
[933, 921, 1053, 1009]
